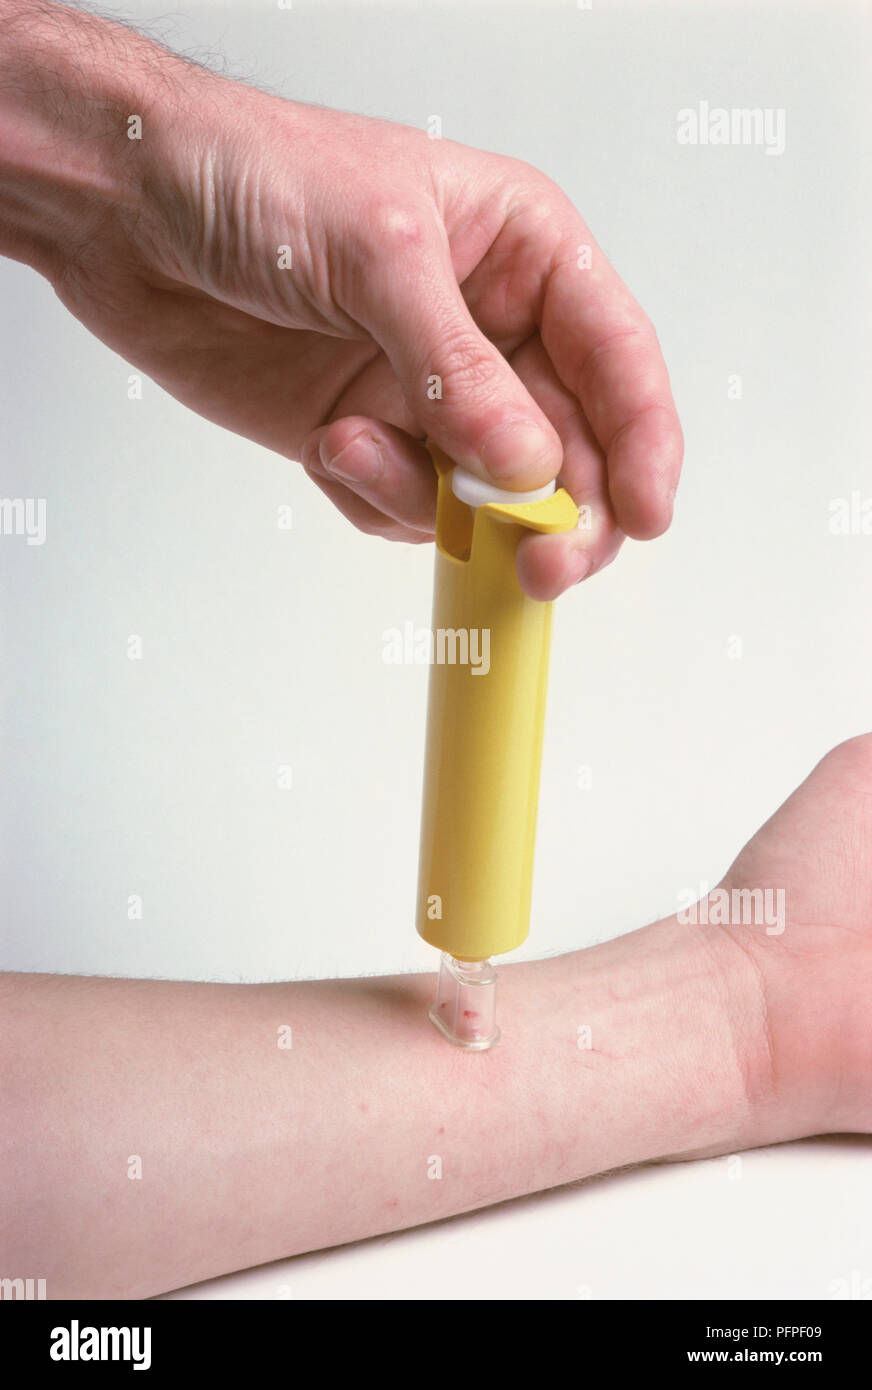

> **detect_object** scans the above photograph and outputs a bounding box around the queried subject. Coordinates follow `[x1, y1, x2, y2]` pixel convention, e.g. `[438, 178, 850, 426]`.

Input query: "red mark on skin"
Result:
[462, 1009, 479, 1019]
[438, 1127, 445, 1135]
[359, 1103, 368, 1113]
[439, 1002, 448, 1010]
[386, 1197, 399, 1209]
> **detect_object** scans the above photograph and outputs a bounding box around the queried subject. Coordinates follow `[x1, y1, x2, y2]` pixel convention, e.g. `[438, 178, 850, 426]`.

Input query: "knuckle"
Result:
[577, 324, 651, 394]
[610, 402, 682, 473]
[354, 200, 433, 261]
[502, 154, 559, 198]
[322, 418, 369, 457]
[433, 327, 502, 396]
[501, 158, 568, 226]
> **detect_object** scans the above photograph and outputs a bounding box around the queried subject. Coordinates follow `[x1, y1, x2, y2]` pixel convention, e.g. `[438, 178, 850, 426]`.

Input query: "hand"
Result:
[714, 733, 872, 1140]
[1, 3, 682, 598]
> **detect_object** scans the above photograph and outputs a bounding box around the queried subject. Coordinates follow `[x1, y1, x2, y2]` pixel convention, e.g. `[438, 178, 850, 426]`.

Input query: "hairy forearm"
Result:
[0, 0, 195, 274]
[0, 917, 771, 1300]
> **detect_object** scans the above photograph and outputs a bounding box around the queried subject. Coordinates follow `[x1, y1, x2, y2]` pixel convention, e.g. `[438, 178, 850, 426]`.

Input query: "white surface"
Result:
[2, 0, 871, 1300]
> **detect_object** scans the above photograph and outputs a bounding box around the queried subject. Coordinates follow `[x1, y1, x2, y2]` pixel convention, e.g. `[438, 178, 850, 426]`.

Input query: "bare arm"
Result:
[1, 920, 762, 1300]
[6, 737, 872, 1299]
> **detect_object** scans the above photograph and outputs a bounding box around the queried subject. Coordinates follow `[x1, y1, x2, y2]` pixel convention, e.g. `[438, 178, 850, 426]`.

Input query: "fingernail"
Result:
[478, 420, 555, 481]
[568, 549, 593, 585]
[321, 433, 383, 485]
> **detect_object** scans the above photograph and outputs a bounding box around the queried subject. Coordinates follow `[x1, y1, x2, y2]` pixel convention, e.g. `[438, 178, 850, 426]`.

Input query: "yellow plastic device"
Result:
[416, 444, 578, 1046]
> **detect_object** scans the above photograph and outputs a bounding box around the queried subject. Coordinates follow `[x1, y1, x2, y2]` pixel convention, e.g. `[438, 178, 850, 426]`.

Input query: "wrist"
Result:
[0, 0, 199, 278]
[504, 915, 778, 1177]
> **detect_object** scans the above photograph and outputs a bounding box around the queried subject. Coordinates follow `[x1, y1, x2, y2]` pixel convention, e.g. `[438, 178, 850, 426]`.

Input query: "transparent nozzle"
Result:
[429, 953, 500, 1051]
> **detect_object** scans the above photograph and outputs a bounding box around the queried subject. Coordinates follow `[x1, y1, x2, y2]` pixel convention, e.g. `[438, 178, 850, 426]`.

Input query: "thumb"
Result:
[353, 212, 562, 487]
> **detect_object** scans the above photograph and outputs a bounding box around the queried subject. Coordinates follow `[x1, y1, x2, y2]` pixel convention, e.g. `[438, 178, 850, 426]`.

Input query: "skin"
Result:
[1, 1, 866, 1302]
[2, 736, 871, 1298]
[0, 0, 683, 597]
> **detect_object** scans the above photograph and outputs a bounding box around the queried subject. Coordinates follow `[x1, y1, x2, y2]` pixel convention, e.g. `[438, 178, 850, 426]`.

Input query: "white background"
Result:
[1, 0, 870, 1300]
